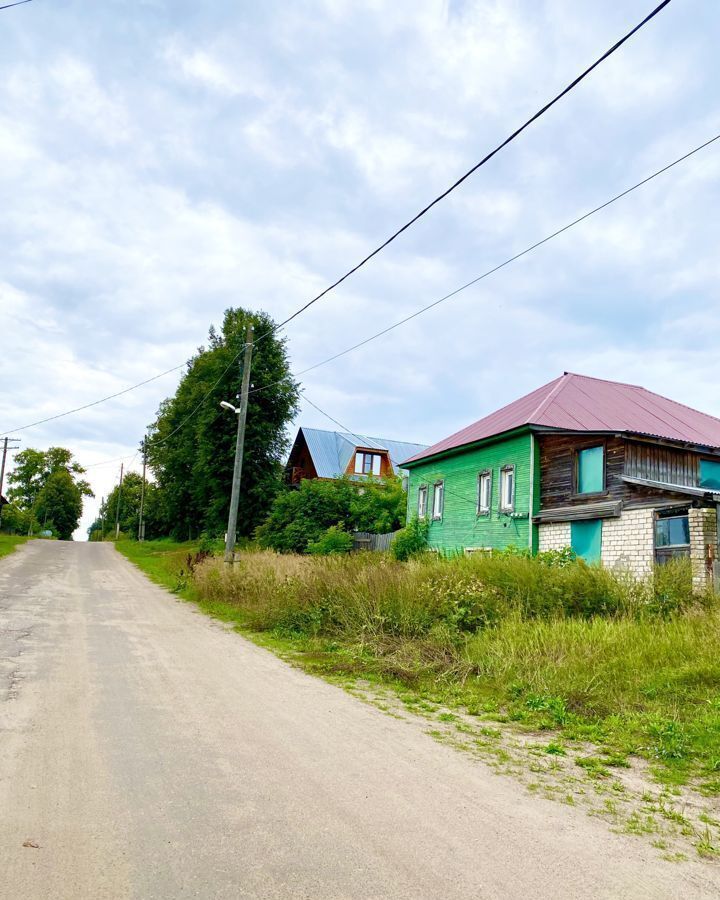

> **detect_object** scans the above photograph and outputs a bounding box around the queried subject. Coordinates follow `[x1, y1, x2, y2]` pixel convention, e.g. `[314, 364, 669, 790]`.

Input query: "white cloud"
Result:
[0, 0, 718, 539]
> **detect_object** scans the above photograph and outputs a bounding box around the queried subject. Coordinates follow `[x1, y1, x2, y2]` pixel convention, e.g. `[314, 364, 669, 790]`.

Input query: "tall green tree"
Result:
[146, 308, 299, 540]
[87, 472, 163, 541]
[7, 447, 93, 539]
[35, 469, 84, 540]
[8, 447, 92, 510]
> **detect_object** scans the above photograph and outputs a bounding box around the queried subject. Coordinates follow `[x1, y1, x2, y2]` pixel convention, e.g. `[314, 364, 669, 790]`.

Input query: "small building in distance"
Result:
[285, 427, 428, 485]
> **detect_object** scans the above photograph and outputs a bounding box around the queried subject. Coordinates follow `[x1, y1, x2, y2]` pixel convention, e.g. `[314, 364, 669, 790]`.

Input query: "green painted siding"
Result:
[406, 431, 534, 554]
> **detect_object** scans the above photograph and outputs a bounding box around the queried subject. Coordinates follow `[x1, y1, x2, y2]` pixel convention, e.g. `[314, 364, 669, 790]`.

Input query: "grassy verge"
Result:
[117, 541, 720, 794]
[0, 534, 31, 559]
[117, 539, 720, 857]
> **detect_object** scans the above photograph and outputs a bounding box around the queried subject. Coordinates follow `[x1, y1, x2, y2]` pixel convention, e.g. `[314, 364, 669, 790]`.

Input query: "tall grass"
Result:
[192, 549, 720, 784]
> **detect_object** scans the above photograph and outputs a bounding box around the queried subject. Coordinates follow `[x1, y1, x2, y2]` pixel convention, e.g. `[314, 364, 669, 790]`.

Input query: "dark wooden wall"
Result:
[625, 441, 699, 486]
[286, 432, 318, 482]
[538, 434, 696, 510]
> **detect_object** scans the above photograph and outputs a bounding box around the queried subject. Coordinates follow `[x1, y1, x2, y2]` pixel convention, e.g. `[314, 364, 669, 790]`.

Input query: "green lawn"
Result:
[0, 534, 31, 559]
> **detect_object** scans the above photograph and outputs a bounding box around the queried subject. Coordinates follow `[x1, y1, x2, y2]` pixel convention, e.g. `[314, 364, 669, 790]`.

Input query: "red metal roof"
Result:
[404, 373, 720, 464]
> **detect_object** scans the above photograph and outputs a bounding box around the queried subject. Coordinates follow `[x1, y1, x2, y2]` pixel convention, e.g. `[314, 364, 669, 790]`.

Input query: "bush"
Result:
[391, 516, 429, 561]
[256, 476, 407, 553]
[0, 504, 33, 535]
[307, 525, 354, 555]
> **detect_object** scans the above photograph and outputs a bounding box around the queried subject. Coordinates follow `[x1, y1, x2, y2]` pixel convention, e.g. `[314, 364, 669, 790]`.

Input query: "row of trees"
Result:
[3, 447, 94, 540]
[5, 306, 406, 549]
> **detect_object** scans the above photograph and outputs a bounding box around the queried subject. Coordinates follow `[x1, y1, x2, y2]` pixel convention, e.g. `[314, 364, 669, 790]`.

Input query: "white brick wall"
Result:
[600, 508, 655, 579]
[539, 509, 655, 579]
[689, 508, 718, 590]
[538, 522, 570, 552]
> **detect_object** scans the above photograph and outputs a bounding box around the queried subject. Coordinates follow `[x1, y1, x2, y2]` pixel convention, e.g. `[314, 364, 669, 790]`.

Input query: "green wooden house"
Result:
[401, 374, 720, 587]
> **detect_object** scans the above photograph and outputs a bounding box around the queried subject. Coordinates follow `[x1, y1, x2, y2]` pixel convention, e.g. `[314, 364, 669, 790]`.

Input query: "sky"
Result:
[1, 0, 719, 539]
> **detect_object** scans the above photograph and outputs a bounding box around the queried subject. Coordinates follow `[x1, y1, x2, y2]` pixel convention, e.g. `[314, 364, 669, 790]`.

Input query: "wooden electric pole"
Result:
[224, 325, 254, 564]
[114, 462, 124, 540]
[138, 440, 147, 542]
[0, 437, 20, 530]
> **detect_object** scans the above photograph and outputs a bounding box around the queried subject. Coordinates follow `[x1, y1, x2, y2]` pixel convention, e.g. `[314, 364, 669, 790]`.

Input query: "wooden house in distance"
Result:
[401, 373, 720, 589]
[285, 427, 428, 485]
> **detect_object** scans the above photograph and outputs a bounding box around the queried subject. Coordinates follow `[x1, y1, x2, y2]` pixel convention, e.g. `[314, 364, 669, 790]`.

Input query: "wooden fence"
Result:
[351, 531, 398, 552]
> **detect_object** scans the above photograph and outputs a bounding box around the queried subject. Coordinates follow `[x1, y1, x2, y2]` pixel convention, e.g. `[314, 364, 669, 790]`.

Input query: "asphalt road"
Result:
[1, 541, 719, 899]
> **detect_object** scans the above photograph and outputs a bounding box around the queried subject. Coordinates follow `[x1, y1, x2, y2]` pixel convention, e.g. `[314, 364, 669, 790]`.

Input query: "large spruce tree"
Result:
[146, 308, 299, 540]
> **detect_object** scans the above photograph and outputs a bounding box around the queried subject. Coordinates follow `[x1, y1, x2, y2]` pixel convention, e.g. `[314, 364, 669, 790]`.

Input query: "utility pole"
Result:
[100, 496, 105, 542]
[138, 439, 147, 542]
[0, 437, 20, 531]
[114, 462, 124, 540]
[224, 325, 254, 564]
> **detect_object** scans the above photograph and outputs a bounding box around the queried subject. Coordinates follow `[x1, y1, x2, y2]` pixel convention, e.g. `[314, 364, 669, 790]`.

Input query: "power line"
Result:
[8, 127, 715, 468]
[79, 126, 720, 467]
[270, 0, 673, 333]
[0, 2, 674, 441]
[302, 392, 480, 512]
[0, 361, 188, 438]
[0, 0, 33, 10]
[251, 132, 720, 396]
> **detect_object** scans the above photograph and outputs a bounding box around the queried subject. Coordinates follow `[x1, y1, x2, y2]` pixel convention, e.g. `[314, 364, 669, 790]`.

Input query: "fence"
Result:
[351, 531, 398, 552]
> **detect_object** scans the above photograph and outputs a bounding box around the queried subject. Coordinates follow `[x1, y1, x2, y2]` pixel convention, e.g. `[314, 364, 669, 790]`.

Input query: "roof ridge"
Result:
[563, 371, 643, 390]
[528, 374, 569, 421]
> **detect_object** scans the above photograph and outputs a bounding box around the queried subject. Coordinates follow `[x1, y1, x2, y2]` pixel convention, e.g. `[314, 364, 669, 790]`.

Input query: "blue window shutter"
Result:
[700, 460, 720, 490]
[571, 519, 602, 563]
[577, 446, 604, 494]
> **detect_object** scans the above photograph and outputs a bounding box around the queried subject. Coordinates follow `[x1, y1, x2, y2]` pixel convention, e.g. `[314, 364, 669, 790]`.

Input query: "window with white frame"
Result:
[477, 470, 492, 515]
[432, 481, 444, 520]
[499, 465, 515, 512]
[417, 484, 428, 519]
[354, 451, 383, 476]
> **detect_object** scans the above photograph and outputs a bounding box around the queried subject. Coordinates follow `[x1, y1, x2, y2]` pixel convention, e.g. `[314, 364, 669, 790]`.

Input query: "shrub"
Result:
[391, 516, 429, 561]
[256, 477, 406, 554]
[307, 525, 354, 555]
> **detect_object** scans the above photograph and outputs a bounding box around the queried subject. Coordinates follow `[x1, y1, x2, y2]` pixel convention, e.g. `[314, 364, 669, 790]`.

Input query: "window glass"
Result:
[478, 471, 491, 514]
[372, 454, 382, 476]
[354, 452, 364, 474]
[417, 485, 427, 518]
[432, 482, 444, 519]
[500, 467, 514, 511]
[577, 446, 604, 494]
[655, 515, 690, 548]
[700, 459, 720, 490]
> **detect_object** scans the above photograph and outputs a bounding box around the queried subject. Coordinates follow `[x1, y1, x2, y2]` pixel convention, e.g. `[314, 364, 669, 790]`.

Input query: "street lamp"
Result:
[220, 400, 240, 414]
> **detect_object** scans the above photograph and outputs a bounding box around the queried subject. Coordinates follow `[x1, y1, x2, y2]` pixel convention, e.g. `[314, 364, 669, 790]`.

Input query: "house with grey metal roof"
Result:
[286, 427, 427, 485]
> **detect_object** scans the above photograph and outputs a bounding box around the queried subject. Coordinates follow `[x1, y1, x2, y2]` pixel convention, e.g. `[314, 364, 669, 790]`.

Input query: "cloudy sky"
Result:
[1, 0, 719, 537]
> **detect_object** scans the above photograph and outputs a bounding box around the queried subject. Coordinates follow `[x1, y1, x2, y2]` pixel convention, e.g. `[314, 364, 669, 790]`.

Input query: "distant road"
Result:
[1, 541, 718, 899]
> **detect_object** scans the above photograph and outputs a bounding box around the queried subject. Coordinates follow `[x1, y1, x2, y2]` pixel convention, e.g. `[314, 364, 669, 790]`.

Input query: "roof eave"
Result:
[401, 425, 531, 469]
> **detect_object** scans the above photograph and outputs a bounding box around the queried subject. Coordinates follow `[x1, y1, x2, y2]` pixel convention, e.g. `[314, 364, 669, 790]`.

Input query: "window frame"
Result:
[499, 465, 515, 514]
[417, 484, 428, 519]
[573, 442, 607, 497]
[432, 480, 444, 521]
[654, 507, 691, 565]
[354, 450, 383, 477]
[477, 469, 492, 516]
